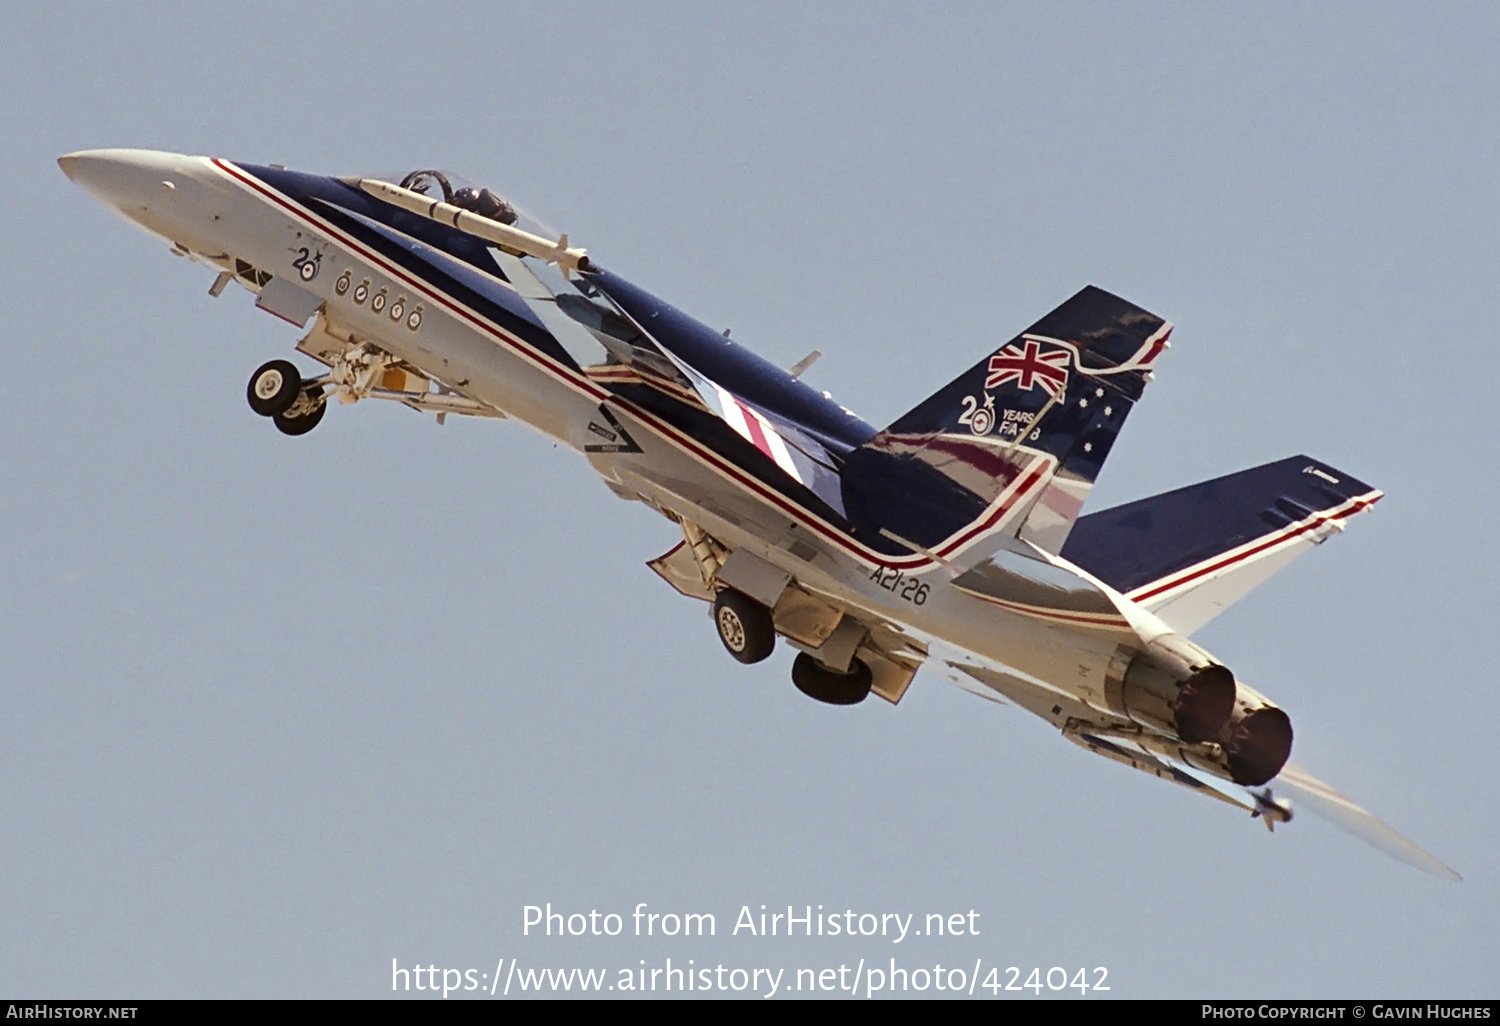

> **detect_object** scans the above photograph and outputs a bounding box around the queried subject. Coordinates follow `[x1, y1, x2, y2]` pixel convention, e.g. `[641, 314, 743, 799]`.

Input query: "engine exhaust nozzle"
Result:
[1224, 706, 1294, 786]
[1108, 651, 1237, 744]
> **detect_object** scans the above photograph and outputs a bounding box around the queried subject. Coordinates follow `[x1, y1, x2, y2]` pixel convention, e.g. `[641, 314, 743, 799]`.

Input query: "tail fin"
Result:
[1060, 455, 1381, 635]
[840, 286, 1170, 564]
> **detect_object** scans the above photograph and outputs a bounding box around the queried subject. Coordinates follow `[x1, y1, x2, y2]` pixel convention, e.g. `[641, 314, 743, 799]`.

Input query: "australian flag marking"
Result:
[985, 337, 1071, 398]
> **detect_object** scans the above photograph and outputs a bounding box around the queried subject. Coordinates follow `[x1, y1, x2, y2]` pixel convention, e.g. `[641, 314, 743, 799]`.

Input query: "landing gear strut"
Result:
[792, 653, 872, 705]
[272, 385, 327, 435]
[713, 589, 775, 664]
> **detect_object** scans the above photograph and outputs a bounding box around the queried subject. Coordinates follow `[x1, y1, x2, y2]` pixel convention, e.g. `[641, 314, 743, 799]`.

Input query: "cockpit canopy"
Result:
[398, 169, 517, 225]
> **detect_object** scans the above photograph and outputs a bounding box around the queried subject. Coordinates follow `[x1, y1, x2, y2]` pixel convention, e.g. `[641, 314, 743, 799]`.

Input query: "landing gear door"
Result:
[295, 310, 355, 367]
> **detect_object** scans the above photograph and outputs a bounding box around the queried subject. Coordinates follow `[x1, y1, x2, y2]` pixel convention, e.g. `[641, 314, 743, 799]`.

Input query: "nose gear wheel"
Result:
[247, 360, 303, 417]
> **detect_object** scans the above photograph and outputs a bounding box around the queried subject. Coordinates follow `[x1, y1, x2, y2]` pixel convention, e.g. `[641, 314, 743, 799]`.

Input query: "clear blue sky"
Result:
[1, 1, 1494, 998]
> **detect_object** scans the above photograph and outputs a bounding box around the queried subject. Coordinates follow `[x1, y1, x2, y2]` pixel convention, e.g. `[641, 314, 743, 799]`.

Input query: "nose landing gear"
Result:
[243, 342, 506, 439]
[247, 360, 327, 435]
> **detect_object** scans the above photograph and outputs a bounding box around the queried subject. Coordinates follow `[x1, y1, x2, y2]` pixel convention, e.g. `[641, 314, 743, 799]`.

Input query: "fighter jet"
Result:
[59, 149, 1458, 879]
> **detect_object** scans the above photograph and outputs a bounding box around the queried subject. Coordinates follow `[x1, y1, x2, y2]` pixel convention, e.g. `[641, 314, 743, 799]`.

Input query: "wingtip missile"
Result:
[353, 176, 592, 277]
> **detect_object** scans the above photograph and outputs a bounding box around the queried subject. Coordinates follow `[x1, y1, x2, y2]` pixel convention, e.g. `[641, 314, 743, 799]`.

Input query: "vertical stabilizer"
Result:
[840, 286, 1170, 564]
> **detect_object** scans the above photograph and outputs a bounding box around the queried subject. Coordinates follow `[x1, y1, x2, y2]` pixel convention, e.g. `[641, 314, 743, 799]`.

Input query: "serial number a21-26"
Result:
[870, 566, 930, 605]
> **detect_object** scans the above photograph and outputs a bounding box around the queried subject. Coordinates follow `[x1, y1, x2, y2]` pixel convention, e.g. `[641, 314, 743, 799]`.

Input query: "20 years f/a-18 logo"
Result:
[959, 336, 1073, 437]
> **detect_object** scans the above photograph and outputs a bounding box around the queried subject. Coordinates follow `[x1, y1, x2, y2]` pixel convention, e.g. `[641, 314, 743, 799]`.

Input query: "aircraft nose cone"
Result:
[59, 148, 180, 210]
[59, 148, 217, 246]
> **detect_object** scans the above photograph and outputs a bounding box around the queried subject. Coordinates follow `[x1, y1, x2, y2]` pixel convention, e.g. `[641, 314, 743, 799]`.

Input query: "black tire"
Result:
[713, 589, 775, 664]
[248, 360, 303, 417]
[272, 389, 327, 436]
[791, 653, 872, 705]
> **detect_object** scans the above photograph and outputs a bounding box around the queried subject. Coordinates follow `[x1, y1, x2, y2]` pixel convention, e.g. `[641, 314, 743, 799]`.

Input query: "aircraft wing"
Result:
[643, 347, 851, 517]
[488, 250, 713, 408]
[335, 180, 730, 419]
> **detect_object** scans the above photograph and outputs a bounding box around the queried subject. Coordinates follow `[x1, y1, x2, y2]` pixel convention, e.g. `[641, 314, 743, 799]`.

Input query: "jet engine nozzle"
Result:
[1107, 644, 1296, 786]
[1222, 705, 1294, 786]
[1106, 650, 1237, 743]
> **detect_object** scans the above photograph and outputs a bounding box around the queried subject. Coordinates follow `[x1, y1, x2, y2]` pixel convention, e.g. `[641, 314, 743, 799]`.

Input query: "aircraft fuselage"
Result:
[60, 149, 1283, 799]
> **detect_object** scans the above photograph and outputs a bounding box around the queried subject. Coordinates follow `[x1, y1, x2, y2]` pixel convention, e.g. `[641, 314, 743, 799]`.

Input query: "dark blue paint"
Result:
[240, 165, 507, 278]
[249, 164, 1272, 568]
[1061, 455, 1376, 593]
[239, 164, 862, 523]
[585, 270, 878, 450]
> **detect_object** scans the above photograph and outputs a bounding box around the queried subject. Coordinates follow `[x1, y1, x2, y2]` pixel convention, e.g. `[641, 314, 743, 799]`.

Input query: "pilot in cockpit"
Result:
[450, 186, 517, 225]
[398, 169, 518, 226]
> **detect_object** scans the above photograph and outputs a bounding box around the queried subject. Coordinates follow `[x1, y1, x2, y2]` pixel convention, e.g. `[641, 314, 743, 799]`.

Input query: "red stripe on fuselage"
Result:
[211, 159, 1041, 571]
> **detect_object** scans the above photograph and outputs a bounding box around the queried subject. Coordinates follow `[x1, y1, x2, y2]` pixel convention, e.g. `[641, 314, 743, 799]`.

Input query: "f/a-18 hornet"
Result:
[60, 149, 1457, 879]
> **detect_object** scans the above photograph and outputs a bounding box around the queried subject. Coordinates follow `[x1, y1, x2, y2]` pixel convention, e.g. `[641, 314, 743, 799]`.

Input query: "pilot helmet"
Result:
[452, 186, 517, 225]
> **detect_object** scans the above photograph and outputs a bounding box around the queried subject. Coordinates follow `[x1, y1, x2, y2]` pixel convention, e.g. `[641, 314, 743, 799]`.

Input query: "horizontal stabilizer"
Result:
[1061, 456, 1380, 635]
[1274, 762, 1460, 881]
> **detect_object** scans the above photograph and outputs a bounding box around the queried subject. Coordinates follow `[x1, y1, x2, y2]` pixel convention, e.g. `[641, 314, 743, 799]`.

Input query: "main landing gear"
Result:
[247, 360, 327, 436]
[791, 652, 872, 706]
[710, 586, 872, 705]
[712, 589, 775, 664]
